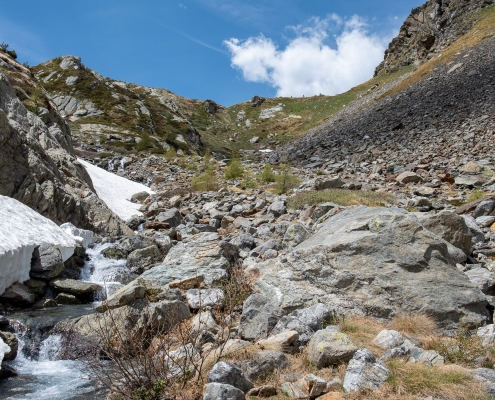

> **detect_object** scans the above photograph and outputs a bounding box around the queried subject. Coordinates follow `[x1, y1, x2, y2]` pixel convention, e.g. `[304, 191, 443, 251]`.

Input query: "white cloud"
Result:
[224, 16, 390, 97]
[179, 3, 187, 10]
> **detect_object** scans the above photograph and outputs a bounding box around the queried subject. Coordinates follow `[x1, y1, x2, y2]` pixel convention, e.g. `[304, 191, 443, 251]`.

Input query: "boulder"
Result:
[186, 289, 225, 309]
[102, 246, 127, 260]
[95, 281, 146, 312]
[281, 374, 327, 399]
[477, 324, 495, 346]
[373, 329, 405, 350]
[169, 275, 204, 290]
[0, 337, 10, 365]
[191, 310, 220, 334]
[343, 349, 390, 392]
[203, 383, 245, 400]
[127, 245, 163, 274]
[246, 386, 277, 398]
[120, 235, 155, 253]
[396, 171, 422, 184]
[140, 233, 239, 286]
[30, 244, 65, 280]
[146, 300, 191, 331]
[0, 282, 36, 304]
[290, 304, 333, 331]
[473, 200, 495, 218]
[315, 177, 344, 190]
[258, 330, 299, 353]
[268, 201, 286, 217]
[472, 368, 495, 398]
[476, 216, 495, 228]
[307, 327, 358, 367]
[130, 191, 150, 203]
[462, 215, 486, 246]
[0, 331, 17, 361]
[239, 294, 280, 340]
[465, 268, 495, 294]
[208, 361, 253, 393]
[24, 279, 48, 298]
[254, 207, 490, 329]
[156, 208, 182, 228]
[242, 350, 290, 381]
[270, 316, 315, 346]
[55, 292, 82, 305]
[50, 279, 103, 297]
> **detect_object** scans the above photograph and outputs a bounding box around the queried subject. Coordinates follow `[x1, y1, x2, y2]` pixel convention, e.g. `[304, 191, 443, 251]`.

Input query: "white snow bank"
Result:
[0, 196, 77, 295]
[78, 158, 154, 221]
[60, 223, 94, 248]
[0, 337, 10, 365]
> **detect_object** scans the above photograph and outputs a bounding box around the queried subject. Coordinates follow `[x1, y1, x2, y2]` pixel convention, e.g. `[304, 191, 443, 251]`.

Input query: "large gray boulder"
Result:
[126, 245, 163, 274]
[140, 233, 239, 286]
[242, 350, 290, 381]
[203, 383, 245, 400]
[464, 268, 495, 295]
[207, 361, 253, 393]
[239, 294, 280, 340]
[156, 208, 181, 227]
[343, 349, 390, 392]
[30, 244, 65, 280]
[254, 207, 490, 328]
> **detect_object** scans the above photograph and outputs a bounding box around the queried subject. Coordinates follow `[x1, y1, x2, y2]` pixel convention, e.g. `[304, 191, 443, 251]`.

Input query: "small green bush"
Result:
[191, 166, 219, 191]
[260, 164, 276, 183]
[136, 132, 153, 152]
[224, 157, 244, 180]
[164, 148, 177, 160]
[274, 164, 301, 194]
[99, 134, 107, 144]
[288, 189, 395, 209]
[7, 50, 17, 60]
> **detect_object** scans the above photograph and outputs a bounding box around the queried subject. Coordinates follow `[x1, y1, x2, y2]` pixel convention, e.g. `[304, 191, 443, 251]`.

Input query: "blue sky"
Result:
[1, 0, 422, 105]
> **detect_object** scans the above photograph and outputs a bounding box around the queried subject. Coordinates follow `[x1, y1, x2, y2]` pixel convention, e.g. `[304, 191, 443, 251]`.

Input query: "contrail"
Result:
[142, 13, 229, 55]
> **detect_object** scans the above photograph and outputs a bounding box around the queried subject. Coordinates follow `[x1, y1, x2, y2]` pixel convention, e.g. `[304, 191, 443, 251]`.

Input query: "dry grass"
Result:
[288, 189, 395, 209]
[388, 313, 439, 338]
[338, 316, 386, 357]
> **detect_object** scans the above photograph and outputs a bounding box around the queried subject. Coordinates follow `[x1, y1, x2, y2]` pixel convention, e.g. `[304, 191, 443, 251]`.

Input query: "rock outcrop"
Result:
[253, 206, 490, 328]
[0, 56, 131, 236]
[375, 0, 494, 75]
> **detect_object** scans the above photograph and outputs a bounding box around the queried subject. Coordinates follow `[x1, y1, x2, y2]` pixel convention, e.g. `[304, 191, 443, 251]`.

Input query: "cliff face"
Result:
[0, 52, 132, 236]
[375, 0, 494, 75]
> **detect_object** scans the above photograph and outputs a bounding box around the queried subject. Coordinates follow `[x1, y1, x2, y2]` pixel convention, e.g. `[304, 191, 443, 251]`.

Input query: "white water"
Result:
[1, 243, 131, 399]
[1, 333, 98, 400]
[80, 243, 130, 298]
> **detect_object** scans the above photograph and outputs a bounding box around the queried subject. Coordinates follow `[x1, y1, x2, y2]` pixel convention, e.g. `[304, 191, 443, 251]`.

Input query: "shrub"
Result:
[274, 164, 301, 194]
[137, 132, 153, 152]
[7, 50, 17, 60]
[99, 134, 107, 144]
[164, 148, 177, 160]
[288, 189, 395, 209]
[260, 164, 276, 183]
[0, 42, 8, 51]
[191, 166, 219, 191]
[224, 157, 244, 180]
[241, 172, 259, 189]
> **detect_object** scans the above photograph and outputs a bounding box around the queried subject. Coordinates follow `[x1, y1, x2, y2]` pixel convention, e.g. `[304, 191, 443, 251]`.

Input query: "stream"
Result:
[0, 243, 131, 400]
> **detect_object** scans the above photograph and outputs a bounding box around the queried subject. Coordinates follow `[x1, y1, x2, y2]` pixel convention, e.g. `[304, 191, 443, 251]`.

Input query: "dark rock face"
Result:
[0, 63, 131, 236]
[30, 244, 65, 280]
[375, 0, 494, 75]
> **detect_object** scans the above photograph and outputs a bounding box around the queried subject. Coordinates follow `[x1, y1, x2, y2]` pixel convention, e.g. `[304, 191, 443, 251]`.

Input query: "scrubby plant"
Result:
[136, 132, 153, 152]
[288, 189, 395, 209]
[164, 147, 177, 160]
[275, 164, 301, 194]
[224, 157, 244, 180]
[260, 163, 276, 183]
[241, 172, 259, 189]
[191, 166, 219, 191]
[99, 134, 107, 144]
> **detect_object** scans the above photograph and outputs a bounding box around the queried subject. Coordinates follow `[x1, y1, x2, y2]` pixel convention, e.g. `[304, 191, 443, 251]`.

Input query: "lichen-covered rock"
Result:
[208, 361, 253, 393]
[307, 327, 358, 368]
[126, 245, 163, 274]
[343, 349, 390, 392]
[239, 294, 280, 340]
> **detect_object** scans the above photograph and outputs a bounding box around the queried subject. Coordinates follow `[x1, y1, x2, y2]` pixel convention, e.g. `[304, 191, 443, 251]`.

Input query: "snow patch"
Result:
[0, 337, 10, 364]
[78, 158, 154, 221]
[0, 196, 77, 295]
[60, 223, 94, 248]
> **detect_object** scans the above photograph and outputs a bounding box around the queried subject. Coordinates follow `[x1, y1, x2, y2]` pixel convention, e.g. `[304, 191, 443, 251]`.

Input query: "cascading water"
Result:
[0, 243, 132, 399]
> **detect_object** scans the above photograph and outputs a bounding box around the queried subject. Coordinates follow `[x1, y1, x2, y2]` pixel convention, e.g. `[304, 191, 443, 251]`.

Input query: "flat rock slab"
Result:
[50, 279, 103, 296]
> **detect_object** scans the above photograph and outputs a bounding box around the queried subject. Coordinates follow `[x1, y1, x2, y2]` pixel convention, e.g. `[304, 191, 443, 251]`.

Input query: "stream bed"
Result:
[0, 243, 131, 399]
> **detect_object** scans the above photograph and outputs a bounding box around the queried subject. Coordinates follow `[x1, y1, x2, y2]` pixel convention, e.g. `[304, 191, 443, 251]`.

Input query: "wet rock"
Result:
[307, 327, 358, 367]
[0, 283, 36, 305]
[23, 279, 47, 298]
[50, 279, 103, 297]
[0, 331, 17, 361]
[55, 293, 82, 305]
[343, 349, 390, 392]
[30, 244, 65, 280]
[102, 246, 127, 260]
[95, 281, 146, 312]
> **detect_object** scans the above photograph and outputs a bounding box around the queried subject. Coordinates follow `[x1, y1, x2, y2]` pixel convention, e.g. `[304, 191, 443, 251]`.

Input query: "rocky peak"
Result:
[375, 0, 494, 75]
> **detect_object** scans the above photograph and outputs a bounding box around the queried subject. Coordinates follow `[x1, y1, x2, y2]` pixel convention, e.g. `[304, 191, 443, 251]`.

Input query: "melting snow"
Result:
[78, 158, 154, 221]
[0, 196, 78, 295]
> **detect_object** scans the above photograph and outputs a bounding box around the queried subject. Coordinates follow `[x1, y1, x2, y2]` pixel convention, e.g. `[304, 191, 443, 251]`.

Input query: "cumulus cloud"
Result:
[224, 16, 390, 97]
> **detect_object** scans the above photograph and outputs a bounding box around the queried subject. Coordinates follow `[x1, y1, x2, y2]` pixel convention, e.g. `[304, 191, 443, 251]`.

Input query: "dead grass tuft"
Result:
[388, 313, 439, 339]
